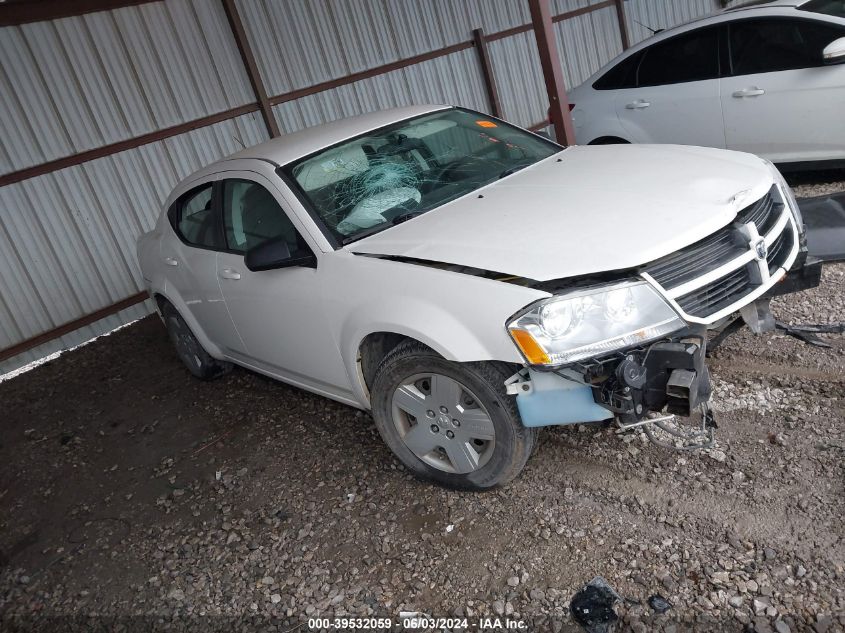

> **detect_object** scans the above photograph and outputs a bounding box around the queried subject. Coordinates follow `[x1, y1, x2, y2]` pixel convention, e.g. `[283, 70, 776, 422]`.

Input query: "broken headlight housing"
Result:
[507, 281, 685, 366]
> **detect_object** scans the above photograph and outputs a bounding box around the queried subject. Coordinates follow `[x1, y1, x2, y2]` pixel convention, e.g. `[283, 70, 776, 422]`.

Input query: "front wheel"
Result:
[370, 341, 536, 490]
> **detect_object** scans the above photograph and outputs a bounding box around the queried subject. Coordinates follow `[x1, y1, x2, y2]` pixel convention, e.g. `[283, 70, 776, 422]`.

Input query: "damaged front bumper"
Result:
[507, 328, 712, 429]
[505, 184, 832, 438]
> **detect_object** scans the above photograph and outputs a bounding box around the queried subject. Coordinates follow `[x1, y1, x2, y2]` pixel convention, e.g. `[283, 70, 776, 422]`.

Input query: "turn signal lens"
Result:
[509, 329, 551, 365]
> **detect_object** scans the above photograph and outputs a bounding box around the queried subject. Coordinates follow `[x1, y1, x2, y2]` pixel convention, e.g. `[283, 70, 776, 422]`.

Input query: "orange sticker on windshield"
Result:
[476, 120, 498, 128]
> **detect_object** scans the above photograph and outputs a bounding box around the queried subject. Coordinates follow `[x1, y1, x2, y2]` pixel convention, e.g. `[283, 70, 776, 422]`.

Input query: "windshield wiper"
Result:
[341, 224, 393, 245]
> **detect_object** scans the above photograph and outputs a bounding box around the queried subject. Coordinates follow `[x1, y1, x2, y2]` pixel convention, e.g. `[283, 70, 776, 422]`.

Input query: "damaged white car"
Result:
[137, 105, 814, 490]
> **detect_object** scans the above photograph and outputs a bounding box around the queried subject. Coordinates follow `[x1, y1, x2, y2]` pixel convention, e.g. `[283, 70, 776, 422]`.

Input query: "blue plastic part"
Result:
[516, 371, 614, 428]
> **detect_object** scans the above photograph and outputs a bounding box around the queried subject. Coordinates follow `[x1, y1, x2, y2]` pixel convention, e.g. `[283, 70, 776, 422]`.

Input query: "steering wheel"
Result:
[430, 155, 490, 183]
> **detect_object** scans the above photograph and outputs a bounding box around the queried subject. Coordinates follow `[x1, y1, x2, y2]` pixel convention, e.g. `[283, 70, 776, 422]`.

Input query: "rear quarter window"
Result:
[592, 52, 642, 89]
[169, 184, 223, 249]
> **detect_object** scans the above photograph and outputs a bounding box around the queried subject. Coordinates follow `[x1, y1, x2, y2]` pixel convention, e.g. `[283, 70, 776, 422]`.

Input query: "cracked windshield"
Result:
[285, 108, 560, 244]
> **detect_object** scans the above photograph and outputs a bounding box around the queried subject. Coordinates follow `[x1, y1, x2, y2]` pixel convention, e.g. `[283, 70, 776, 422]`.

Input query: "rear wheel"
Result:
[161, 301, 232, 380]
[589, 136, 629, 145]
[370, 341, 535, 490]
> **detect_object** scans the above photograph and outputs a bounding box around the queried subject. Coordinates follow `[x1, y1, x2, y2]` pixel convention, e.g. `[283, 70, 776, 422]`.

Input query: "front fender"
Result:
[326, 254, 549, 407]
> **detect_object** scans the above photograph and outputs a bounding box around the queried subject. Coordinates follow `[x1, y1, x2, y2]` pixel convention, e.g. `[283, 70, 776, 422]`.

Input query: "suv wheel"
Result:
[370, 341, 536, 490]
[161, 301, 232, 380]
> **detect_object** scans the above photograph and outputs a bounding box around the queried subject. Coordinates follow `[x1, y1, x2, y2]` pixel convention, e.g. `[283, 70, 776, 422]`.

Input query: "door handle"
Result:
[625, 100, 651, 109]
[163, 257, 178, 266]
[732, 88, 765, 98]
[219, 269, 241, 280]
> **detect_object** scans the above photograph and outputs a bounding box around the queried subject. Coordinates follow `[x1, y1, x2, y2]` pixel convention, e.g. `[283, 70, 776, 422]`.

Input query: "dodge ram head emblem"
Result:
[754, 238, 768, 260]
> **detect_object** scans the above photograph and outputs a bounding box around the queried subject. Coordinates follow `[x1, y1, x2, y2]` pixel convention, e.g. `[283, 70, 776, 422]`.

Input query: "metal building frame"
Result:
[0, 0, 630, 364]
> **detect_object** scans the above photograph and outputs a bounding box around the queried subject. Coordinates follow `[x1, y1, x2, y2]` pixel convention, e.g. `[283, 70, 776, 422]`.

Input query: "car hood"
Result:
[348, 144, 775, 282]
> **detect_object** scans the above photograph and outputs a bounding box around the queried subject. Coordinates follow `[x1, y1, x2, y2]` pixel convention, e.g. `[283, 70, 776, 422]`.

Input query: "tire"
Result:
[370, 341, 536, 490]
[161, 301, 232, 380]
[588, 136, 629, 145]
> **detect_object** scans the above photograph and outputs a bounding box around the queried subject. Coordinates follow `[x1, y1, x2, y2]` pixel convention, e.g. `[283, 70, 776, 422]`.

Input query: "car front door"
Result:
[721, 17, 845, 163]
[159, 181, 242, 349]
[614, 25, 725, 147]
[214, 173, 352, 397]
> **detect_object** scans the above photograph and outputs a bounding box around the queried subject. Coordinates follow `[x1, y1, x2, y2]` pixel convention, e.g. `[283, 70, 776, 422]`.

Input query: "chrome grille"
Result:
[676, 266, 752, 318]
[644, 185, 781, 290]
[642, 185, 797, 322]
[767, 226, 793, 276]
[738, 187, 779, 236]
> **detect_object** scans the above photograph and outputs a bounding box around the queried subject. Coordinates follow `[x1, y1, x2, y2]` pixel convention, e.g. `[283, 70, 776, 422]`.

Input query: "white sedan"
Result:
[568, 0, 845, 167]
[138, 105, 808, 489]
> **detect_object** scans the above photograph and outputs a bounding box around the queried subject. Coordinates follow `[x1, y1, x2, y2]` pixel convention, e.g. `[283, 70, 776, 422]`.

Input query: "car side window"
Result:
[729, 18, 845, 75]
[637, 27, 719, 87]
[222, 179, 310, 256]
[593, 51, 643, 90]
[174, 184, 221, 249]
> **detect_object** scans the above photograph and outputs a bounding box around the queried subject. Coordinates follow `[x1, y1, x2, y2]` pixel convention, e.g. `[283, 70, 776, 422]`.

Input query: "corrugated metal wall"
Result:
[625, 0, 718, 44]
[0, 0, 268, 374]
[0, 0, 719, 375]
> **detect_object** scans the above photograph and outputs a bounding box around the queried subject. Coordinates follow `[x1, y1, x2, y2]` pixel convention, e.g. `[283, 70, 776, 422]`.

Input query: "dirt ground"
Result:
[1, 248, 844, 628]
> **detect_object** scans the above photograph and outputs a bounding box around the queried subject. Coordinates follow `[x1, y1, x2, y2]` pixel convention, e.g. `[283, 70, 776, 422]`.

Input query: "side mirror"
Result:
[823, 37, 845, 65]
[244, 238, 316, 272]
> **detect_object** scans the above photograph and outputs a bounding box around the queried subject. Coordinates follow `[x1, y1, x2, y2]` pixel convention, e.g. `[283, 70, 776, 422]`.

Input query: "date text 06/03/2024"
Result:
[307, 616, 528, 630]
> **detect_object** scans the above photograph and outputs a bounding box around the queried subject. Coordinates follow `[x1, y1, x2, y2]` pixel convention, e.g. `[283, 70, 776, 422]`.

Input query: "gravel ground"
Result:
[786, 169, 845, 199]
[1, 191, 843, 632]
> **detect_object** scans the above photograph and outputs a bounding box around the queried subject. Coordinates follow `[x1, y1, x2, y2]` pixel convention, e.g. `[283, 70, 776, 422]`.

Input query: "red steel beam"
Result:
[0, 292, 150, 363]
[528, 0, 577, 146]
[0, 103, 260, 188]
[268, 41, 475, 106]
[0, 0, 159, 27]
[473, 28, 503, 118]
[220, 0, 280, 138]
[485, 1, 615, 42]
[614, 0, 631, 50]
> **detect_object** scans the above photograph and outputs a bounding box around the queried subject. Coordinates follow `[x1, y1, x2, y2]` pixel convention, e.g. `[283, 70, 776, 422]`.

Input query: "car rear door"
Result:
[720, 17, 845, 163]
[214, 172, 352, 396]
[614, 25, 725, 147]
[160, 181, 242, 349]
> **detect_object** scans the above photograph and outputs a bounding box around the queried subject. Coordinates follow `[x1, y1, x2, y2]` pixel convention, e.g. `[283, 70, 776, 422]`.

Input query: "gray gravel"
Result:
[786, 170, 845, 200]
[2, 249, 844, 628]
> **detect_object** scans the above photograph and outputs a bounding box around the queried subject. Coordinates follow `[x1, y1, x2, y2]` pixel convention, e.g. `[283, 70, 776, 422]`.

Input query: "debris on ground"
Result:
[648, 594, 672, 614]
[570, 577, 622, 633]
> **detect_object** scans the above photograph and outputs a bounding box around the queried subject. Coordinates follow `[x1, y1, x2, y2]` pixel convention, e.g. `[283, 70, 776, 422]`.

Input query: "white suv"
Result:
[137, 105, 807, 489]
[567, 0, 845, 167]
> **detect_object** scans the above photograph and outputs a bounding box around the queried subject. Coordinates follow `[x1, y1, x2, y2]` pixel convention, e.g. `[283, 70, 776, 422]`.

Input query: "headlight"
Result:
[507, 281, 685, 366]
